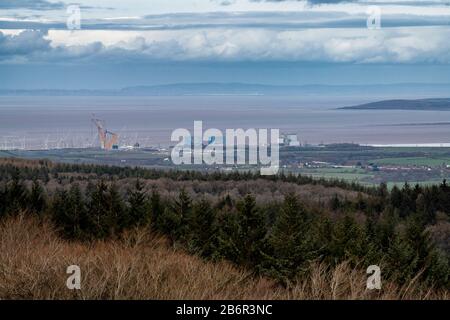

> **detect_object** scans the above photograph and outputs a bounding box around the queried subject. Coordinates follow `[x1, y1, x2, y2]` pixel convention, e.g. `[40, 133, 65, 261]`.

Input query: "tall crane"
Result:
[91, 115, 119, 150]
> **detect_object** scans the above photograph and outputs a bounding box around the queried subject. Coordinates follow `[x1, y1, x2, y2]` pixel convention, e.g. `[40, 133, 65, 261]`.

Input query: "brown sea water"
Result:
[0, 96, 449, 150]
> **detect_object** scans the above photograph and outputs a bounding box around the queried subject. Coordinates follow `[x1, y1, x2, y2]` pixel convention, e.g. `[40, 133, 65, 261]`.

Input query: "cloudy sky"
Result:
[1, 0, 450, 89]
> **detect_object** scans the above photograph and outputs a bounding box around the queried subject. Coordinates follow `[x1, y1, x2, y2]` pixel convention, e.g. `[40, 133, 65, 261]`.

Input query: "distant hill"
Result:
[339, 98, 450, 111]
[1, 83, 450, 97]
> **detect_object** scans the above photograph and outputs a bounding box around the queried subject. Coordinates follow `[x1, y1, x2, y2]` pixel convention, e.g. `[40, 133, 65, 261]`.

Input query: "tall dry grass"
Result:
[0, 215, 447, 300]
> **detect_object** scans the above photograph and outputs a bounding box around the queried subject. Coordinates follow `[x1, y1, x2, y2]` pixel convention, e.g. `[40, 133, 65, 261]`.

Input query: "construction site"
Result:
[0, 115, 147, 152]
[91, 115, 120, 150]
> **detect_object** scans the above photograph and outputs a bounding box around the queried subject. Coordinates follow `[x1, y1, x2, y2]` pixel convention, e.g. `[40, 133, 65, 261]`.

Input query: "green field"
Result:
[297, 167, 374, 184]
[2, 145, 450, 187]
[372, 157, 450, 167]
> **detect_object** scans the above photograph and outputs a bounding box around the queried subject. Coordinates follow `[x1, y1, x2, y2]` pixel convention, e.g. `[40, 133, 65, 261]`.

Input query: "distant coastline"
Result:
[340, 98, 450, 111]
[1, 83, 450, 97]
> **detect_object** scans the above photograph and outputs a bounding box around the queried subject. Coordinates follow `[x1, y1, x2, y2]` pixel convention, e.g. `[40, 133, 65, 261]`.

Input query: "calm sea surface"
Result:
[0, 96, 449, 149]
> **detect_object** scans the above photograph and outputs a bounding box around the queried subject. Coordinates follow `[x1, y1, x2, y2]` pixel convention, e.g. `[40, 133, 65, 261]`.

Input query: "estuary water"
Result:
[0, 95, 449, 150]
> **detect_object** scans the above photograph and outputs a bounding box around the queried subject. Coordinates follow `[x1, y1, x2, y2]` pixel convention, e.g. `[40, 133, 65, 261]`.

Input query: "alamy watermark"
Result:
[366, 6, 381, 30]
[366, 265, 381, 290]
[67, 4, 81, 30]
[66, 265, 81, 290]
[171, 121, 279, 175]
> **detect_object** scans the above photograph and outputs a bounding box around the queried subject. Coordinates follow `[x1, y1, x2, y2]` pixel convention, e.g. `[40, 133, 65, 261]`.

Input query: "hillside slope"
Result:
[0, 215, 446, 300]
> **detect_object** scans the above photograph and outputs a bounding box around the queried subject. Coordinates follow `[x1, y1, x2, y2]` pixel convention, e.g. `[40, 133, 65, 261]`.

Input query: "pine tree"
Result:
[29, 179, 46, 214]
[331, 214, 365, 264]
[189, 198, 218, 258]
[52, 189, 71, 236]
[5, 172, 29, 214]
[217, 194, 233, 210]
[416, 193, 436, 224]
[85, 180, 96, 198]
[399, 182, 414, 216]
[86, 180, 111, 238]
[51, 184, 87, 240]
[235, 194, 267, 269]
[67, 183, 88, 239]
[149, 188, 163, 230]
[127, 179, 149, 227]
[378, 205, 398, 251]
[390, 185, 402, 209]
[405, 213, 434, 268]
[386, 232, 418, 283]
[107, 183, 127, 233]
[0, 184, 7, 218]
[403, 212, 448, 286]
[266, 193, 314, 283]
[438, 179, 450, 214]
[377, 182, 388, 199]
[158, 189, 191, 244]
[363, 213, 382, 264]
[386, 212, 449, 287]
[330, 194, 341, 211]
[216, 205, 240, 262]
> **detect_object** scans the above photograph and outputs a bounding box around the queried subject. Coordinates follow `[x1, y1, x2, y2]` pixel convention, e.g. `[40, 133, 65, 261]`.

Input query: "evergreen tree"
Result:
[5, 172, 29, 214]
[108, 183, 127, 233]
[390, 185, 402, 210]
[158, 189, 191, 244]
[216, 205, 240, 262]
[266, 193, 315, 283]
[86, 180, 111, 238]
[438, 179, 450, 214]
[377, 182, 388, 199]
[29, 179, 46, 214]
[235, 194, 267, 269]
[363, 213, 382, 264]
[330, 194, 341, 211]
[149, 188, 163, 230]
[404, 212, 449, 286]
[85, 180, 96, 198]
[378, 206, 398, 251]
[52, 185, 88, 240]
[331, 214, 365, 264]
[217, 194, 233, 210]
[416, 193, 436, 224]
[189, 198, 218, 258]
[387, 213, 449, 287]
[386, 232, 418, 283]
[52, 189, 70, 236]
[0, 184, 6, 218]
[127, 179, 149, 227]
[398, 182, 414, 216]
[67, 183, 88, 239]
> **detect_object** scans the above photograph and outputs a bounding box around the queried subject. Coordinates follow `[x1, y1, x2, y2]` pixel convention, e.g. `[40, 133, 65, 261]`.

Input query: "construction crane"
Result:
[91, 114, 119, 150]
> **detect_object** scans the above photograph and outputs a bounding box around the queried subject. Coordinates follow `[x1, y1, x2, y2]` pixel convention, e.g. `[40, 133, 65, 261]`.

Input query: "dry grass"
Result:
[0, 215, 447, 300]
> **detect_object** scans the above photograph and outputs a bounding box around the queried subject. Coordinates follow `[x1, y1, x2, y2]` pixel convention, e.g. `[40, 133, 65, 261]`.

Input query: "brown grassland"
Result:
[0, 214, 447, 300]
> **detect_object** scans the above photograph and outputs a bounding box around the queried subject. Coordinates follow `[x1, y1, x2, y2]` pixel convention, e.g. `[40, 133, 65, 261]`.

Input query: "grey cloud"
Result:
[0, 30, 51, 57]
[0, 0, 65, 10]
[1, 10, 450, 31]
[249, 0, 356, 4]
[0, 30, 106, 63]
[1, 28, 450, 65]
[249, 0, 450, 5]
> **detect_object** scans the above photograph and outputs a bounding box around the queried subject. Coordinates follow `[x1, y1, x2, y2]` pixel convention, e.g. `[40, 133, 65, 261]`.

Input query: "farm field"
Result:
[372, 156, 450, 167]
[2, 144, 450, 186]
